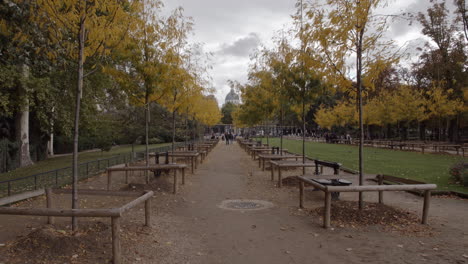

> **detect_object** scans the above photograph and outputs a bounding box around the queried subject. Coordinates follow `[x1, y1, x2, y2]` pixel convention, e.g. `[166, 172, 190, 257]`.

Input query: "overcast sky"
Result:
[163, 0, 439, 106]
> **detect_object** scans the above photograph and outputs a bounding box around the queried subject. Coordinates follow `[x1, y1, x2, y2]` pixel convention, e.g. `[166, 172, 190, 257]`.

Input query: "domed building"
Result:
[224, 88, 240, 105]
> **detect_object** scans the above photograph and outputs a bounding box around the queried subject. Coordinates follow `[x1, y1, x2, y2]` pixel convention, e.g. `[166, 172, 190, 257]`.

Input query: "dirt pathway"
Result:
[1, 141, 467, 264]
[153, 142, 468, 264]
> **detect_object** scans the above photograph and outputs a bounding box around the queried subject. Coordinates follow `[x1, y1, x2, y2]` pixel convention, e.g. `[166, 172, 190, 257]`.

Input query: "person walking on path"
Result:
[225, 132, 229, 145]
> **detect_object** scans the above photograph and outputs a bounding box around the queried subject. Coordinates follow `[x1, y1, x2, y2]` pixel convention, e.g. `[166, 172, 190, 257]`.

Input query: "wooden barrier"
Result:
[106, 165, 186, 194]
[0, 188, 154, 264]
[296, 176, 437, 228]
[0, 189, 45, 206]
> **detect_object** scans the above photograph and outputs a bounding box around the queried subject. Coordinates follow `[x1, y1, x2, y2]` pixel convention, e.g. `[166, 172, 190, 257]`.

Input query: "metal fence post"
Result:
[55, 170, 58, 187]
[34, 175, 37, 190]
[8, 181, 11, 196]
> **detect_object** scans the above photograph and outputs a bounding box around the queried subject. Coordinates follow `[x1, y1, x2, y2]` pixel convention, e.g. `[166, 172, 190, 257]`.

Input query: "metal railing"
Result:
[0, 143, 186, 198]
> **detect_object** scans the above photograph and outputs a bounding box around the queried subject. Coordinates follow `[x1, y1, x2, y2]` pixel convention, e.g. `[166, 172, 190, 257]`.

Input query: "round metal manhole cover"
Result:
[218, 199, 274, 211]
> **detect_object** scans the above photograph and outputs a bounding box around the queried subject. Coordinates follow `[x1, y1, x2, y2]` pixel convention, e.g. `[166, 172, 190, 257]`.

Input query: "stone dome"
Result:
[225, 88, 240, 104]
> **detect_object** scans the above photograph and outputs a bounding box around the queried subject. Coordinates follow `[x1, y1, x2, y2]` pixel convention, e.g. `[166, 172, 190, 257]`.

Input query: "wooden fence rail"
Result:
[296, 176, 437, 229]
[0, 188, 154, 264]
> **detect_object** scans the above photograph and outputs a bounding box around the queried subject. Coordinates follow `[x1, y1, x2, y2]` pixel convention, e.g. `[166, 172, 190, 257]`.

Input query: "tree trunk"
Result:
[47, 131, 54, 157]
[16, 64, 33, 168]
[145, 98, 149, 167]
[172, 110, 176, 153]
[72, 15, 86, 231]
[47, 107, 55, 157]
[280, 106, 284, 154]
[448, 118, 457, 143]
[357, 27, 364, 210]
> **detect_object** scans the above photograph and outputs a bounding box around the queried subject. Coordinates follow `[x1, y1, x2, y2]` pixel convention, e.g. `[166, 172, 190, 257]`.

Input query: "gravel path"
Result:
[1, 141, 467, 263]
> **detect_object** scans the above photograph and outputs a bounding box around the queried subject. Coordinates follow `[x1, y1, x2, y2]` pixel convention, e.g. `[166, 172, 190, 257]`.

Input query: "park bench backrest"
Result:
[315, 160, 341, 175]
[271, 147, 279, 154]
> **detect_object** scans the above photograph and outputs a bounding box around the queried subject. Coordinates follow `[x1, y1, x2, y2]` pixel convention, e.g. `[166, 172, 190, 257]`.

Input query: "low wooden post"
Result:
[125, 164, 129, 184]
[181, 168, 185, 185]
[271, 164, 275, 181]
[378, 175, 384, 204]
[173, 169, 178, 194]
[421, 146, 425, 154]
[144, 194, 151, 227]
[107, 171, 112, 190]
[278, 167, 282, 188]
[45, 188, 54, 224]
[191, 157, 194, 174]
[299, 181, 304, 209]
[111, 216, 121, 264]
[324, 191, 331, 228]
[422, 190, 431, 224]
[320, 165, 324, 174]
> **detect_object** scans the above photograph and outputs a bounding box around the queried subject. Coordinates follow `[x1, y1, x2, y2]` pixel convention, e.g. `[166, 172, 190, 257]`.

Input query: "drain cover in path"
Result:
[218, 199, 274, 211]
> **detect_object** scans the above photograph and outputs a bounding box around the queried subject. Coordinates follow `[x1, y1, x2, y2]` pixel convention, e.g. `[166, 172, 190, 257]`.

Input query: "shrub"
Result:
[148, 138, 164, 144]
[449, 161, 468, 186]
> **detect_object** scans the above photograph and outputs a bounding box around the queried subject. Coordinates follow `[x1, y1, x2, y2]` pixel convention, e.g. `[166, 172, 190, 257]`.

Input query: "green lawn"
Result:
[0, 143, 172, 182]
[259, 138, 468, 194]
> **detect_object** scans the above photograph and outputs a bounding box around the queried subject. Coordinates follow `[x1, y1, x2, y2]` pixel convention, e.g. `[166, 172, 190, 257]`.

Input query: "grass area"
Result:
[259, 137, 468, 194]
[0, 143, 172, 182]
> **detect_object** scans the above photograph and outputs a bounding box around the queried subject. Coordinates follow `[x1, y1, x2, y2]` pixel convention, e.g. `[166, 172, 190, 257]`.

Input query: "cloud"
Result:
[218, 33, 261, 57]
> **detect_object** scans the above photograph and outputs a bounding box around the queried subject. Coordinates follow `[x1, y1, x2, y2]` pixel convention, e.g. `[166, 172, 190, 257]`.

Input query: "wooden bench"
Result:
[296, 176, 437, 228]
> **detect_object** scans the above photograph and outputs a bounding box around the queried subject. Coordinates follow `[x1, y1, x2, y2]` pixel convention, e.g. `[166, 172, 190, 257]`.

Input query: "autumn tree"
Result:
[33, 0, 138, 230]
[301, 0, 400, 208]
[414, 0, 467, 141]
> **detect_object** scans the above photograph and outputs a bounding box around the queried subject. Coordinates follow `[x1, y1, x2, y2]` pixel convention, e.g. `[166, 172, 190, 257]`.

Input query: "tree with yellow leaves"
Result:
[300, 0, 399, 208]
[33, 0, 139, 230]
[105, 0, 166, 170]
[426, 85, 464, 140]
